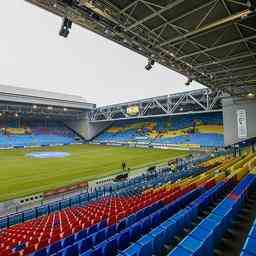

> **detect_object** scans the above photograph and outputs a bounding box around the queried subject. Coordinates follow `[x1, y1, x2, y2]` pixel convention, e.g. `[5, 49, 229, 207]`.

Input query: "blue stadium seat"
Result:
[75, 229, 88, 241]
[88, 224, 98, 235]
[63, 244, 79, 256]
[130, 222, 142, 241]
[62, 234, 75, 247]
[79, 236, 94, 254]
[94, 229, 107, 244]
[151, 211, 161, 228]
[117, 219, 127, 232]
[141, 217, 151, 234]
[148, 226, 165, 255]
[48, 241, 63, 255]
[118, 230, 131, 250]
[32, 248, 47, 256]
[127, 214, 136, 227]
[106, 224, 117, 238]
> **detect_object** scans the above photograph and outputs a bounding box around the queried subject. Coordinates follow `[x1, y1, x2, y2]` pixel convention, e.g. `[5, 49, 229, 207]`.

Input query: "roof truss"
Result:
[88, 89, 224, 121]
[25, 0, 256, 96]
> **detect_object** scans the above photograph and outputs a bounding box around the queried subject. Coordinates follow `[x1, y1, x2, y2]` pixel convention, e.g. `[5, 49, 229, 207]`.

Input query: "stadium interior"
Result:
[93, 112, 224, 148]
[1, 0, 256, 256]
[0, 120, 78, 148]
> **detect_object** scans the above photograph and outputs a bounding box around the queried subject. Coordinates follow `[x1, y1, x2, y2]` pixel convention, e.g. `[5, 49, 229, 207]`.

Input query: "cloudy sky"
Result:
[0, 1, 204, 106]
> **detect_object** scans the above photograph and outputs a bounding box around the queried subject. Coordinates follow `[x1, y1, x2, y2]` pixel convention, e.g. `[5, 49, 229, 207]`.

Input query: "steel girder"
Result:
[25, 0, 256, 96]
[88, 89, 225, 122]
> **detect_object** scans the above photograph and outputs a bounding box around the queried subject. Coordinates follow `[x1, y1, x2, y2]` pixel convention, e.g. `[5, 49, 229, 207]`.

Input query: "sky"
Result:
[0, 1, 204, 106]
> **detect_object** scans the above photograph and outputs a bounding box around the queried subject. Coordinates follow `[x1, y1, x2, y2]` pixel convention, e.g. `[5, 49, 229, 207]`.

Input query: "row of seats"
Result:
[0, 179, 195, 256]
[117, 177, 234, 256]
[0, 157, 211, 230]
[79, 155, 254, 256]
[154, 133, 224, 147]
[241, 218, 256, 256]
[32, 187, 203, 256]
[30, 156, 239, 256]
[169, 173, 256, 255]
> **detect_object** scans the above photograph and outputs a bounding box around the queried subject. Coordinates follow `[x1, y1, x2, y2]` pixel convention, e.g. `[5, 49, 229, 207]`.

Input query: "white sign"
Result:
[237, 109, 247, 139]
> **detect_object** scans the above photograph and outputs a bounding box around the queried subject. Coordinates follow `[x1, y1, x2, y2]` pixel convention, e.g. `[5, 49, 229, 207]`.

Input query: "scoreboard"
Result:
[127, 105, 139, 116]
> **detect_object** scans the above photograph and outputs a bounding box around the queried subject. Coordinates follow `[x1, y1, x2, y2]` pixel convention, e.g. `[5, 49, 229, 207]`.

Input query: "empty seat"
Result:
[63, 244, 79, 256]
[32, 248, 47, 256]
[79, 236, 94, 254]
[88, 224, 98, 235]
[76, 229, 87, 241]
[94, 229, 106, 244]
[106, 224, 117, 238]
[48, 241, 63, 255]
[62, 234, 75, 247]
[117, 230, 131, 250]
[130, 223, 142, 241]
[148, 227, 165, 255]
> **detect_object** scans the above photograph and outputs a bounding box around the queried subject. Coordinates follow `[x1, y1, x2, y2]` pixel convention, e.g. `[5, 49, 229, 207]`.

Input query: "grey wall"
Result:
[65, 117, 112, 140]
[64, 118, 89, 139]
[85, 121, 112, 140]
[223, 97, 256, 146]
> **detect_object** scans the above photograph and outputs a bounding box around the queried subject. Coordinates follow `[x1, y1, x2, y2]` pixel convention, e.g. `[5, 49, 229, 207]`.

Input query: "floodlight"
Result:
[185, 77, 193, 86]
[59, 17, 72, 38]
[145, 59, 155, 71]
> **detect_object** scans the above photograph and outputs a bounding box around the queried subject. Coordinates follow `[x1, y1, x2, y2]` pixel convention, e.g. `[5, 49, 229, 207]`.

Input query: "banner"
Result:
[135, 136, 148, 140]
[5, 128, 32, 135]
[237, 109, 247, 139]
[44, 181, 88, 198]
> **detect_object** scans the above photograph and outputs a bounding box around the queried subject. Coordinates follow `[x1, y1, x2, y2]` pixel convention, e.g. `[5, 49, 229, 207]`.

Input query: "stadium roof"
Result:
[0, 84, 95, 110]
[25, 0, 256, 97]
[0, 84, 95, 119]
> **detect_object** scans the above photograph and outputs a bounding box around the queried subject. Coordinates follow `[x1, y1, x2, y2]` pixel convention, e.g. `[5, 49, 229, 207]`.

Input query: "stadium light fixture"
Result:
[63, 108, 68, 111]
[0, 113, 2, 117]
[33, 105, 37, 109]
[59, 17, 72, 38]
[185, 77, 193, 86]
[145, 58, 155, 71]
[47, 106, 53, 110]
[14, 113, 19, 117]
[248, 92, 255, 97]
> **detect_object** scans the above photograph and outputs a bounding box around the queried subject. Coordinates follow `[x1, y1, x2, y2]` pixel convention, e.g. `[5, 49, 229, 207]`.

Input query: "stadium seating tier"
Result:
[0, 120, 76, 148]
[93, 113, 224, 148]
[0, 153, 255, 256]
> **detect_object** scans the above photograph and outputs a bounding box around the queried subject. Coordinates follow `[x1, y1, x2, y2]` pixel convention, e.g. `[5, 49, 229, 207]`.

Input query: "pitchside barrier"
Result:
[0, 169, 170, 229]
[0, 169, 166, 229]
[0, 150, 229, 229]
[0, 142, 82, 150]
[0, 166, 206, 230]
[90, 141, 225, 151]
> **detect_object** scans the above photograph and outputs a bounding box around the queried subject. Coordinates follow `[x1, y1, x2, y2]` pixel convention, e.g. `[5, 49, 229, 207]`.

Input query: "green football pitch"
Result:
[0, 144, 187, 202]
